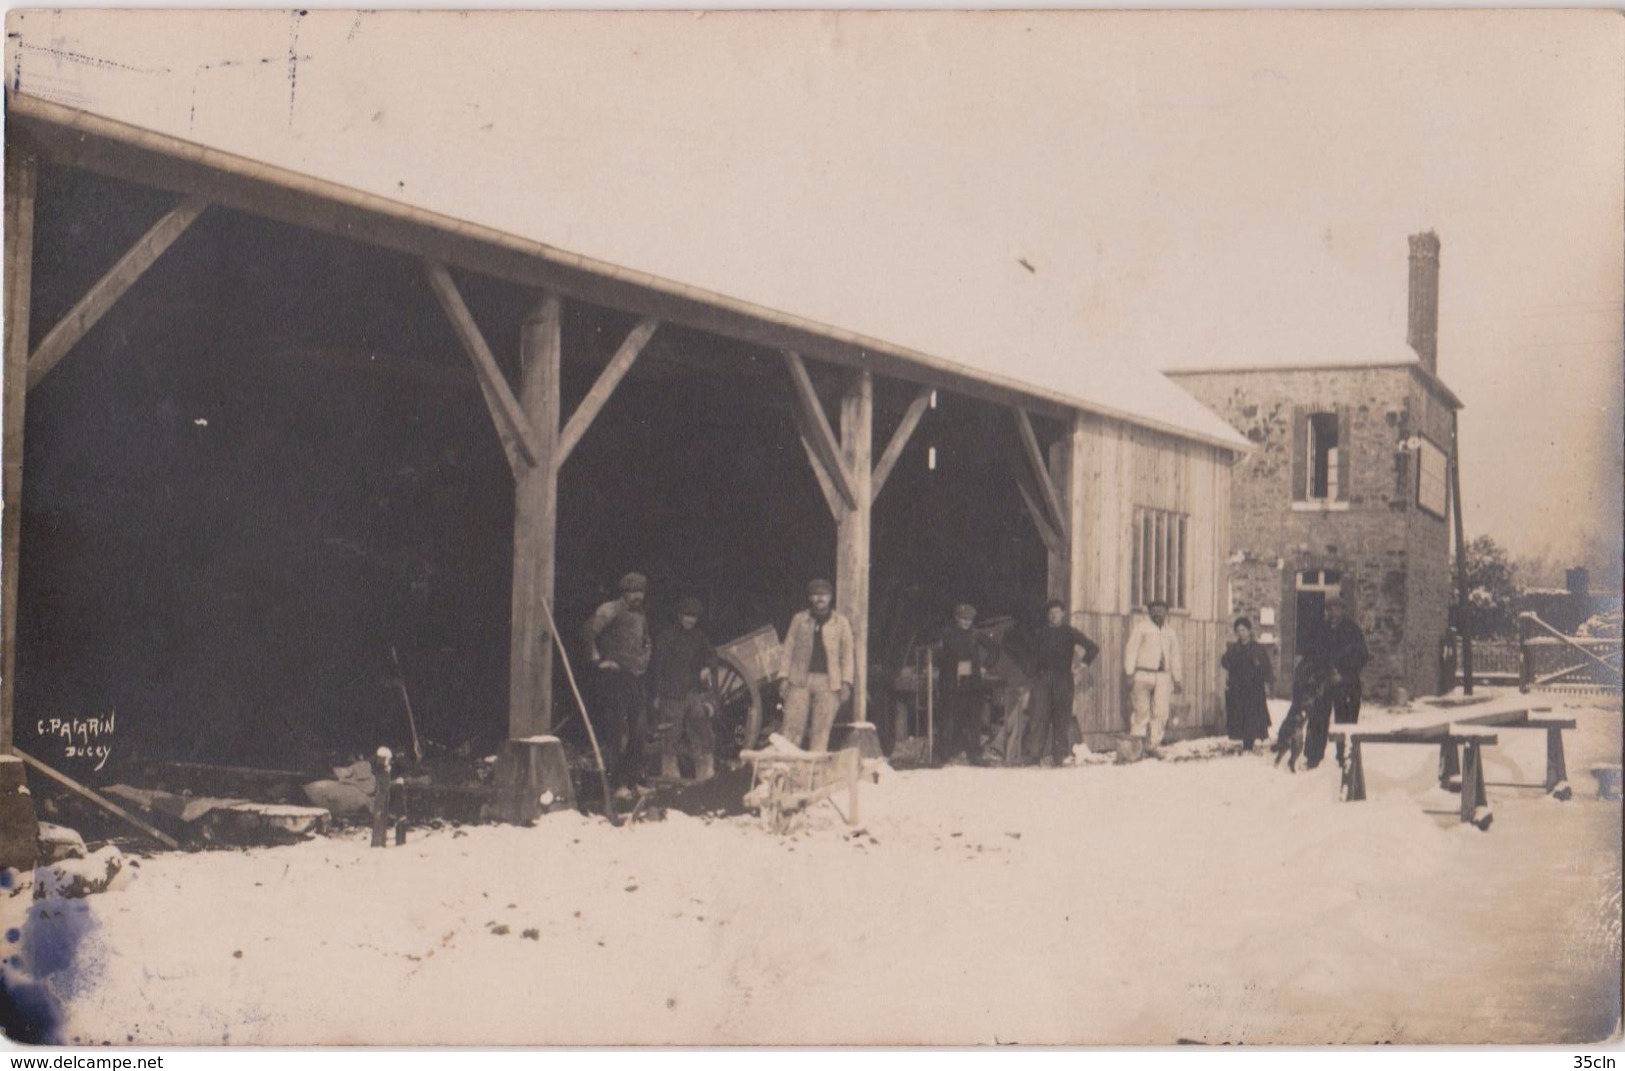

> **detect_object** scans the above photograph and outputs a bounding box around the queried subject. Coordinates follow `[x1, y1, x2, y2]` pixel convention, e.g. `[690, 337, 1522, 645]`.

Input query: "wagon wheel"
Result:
[712, 652, 766, 763]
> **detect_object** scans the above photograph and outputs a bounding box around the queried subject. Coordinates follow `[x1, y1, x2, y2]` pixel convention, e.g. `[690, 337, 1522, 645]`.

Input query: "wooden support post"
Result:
[1342, 738, 1367, 802]
[836, 369, 873, 729]
[1545, 726, 1569, 795]
[509, 294, 562, 739]
[1460, 741, 1487, 824]
[1438, 739, 1461, 791]
[2, 148, 37, 756]
[27, 196, 207, 391]
[1449, 411, 1474, 694]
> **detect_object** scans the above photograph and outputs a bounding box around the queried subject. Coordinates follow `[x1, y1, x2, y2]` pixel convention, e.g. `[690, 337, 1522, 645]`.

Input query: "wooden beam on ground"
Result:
[836, 370, 874, 727]
[26, 195, 207, 391]
[871, 386, 932, 502]
[782, 351, 857, 510]
[555, 317, 658, 468]
[2, 148, 38, 753]
[509, 293, 563, 739]
[1012, 407, 1067, 539]
[422, 260, 542, 473]
[16, 748, 180, 850]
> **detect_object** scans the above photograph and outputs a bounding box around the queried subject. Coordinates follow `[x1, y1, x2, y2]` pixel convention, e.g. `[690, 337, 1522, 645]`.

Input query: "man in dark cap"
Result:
[774, 579, 854, 752]
[583, 572, 653, 797]
[934, 602, 1000, 765]
[650, 596, 720, 783]
[1024, 599, 1100, 766]
[1302, 594, 1369, 769]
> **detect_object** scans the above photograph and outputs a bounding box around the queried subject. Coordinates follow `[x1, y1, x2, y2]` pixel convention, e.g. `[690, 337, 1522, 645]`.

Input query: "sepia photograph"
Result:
[0, 7, 1619, 1049]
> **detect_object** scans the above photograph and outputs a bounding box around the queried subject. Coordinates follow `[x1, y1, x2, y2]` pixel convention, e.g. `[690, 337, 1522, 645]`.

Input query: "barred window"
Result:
[1130, 507, 1188, 611]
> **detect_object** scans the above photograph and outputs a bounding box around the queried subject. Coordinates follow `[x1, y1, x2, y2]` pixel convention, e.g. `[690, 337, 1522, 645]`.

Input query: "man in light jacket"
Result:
[1123, 598, 1183, 753]
[775, 579, 855, 753]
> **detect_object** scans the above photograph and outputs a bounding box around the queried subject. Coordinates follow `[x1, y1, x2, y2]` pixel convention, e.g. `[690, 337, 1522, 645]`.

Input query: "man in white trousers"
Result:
[1123, 598, 1183, 754]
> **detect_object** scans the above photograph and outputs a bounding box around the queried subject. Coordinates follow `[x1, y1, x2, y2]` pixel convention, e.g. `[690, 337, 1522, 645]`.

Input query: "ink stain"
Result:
[4, 930, 17, 943]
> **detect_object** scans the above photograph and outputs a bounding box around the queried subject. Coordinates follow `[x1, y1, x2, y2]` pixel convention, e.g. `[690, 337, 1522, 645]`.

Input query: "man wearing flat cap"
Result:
[1301, 594, 1369, 770]
[1022, 599, 1101, 765]
[650, 596, 720, 783]
[584, 572, 653, 797]
[934, 602, 1000, 765]
[775, 579, 855, 752]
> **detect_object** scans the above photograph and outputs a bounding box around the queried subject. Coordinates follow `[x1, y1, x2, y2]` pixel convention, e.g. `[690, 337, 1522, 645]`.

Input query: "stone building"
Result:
[1165, 233, 1463, 701]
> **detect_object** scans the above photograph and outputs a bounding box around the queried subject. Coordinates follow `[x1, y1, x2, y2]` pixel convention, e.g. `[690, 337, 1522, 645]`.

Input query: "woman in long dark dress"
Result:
[1222, 617, 1274, 751]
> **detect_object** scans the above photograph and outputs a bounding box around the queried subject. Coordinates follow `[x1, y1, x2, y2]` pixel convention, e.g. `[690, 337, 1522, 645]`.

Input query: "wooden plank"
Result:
[871, 386, 932, 502]
[509, 293, 562, 739]
[782, 351, 857, 509]
[422, 260, 542, 471]
[1012, 408, 1066, 537]
[555, 316, 659, 467]
[16, 748, 180, 850]
[835, 370, 874, 726]
[26, 195, 207, 390]
[2, 149, 37, 753]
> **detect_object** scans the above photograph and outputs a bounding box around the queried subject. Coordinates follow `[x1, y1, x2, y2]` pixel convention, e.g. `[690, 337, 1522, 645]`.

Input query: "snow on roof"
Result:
[3, 14, 1249, 451]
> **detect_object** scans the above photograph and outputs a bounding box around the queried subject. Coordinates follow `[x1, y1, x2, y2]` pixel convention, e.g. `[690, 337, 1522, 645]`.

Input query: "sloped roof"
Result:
[2, 13, 1247, 452]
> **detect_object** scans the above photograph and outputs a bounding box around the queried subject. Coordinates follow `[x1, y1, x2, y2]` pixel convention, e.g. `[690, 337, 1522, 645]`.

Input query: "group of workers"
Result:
[935, 596, 1187, 766]
[582, 567, 1370, 796]
[583, 573, 860, 799]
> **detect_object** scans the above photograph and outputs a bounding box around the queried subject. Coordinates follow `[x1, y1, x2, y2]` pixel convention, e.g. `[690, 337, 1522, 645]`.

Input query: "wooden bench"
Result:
[1330, 724, 1498, 829]
[1449, 707, 1577, 799]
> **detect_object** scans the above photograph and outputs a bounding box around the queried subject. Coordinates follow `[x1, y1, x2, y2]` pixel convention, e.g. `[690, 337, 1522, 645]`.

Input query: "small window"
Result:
[1130, 507, 1188, 611]
[1294, 408, 1350, 504]
[1307, 412, 1339, 500]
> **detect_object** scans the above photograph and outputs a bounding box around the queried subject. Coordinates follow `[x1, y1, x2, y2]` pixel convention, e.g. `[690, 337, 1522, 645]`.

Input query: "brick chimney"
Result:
[1407, 231, 1441, 375]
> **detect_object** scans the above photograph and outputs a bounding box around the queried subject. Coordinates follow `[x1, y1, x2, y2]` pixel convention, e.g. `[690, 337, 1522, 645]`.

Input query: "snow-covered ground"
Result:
[6, 691, 1620, 1046]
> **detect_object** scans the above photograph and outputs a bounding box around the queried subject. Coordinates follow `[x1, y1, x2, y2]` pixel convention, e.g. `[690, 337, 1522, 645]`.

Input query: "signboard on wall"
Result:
[1417, 439, 1448, 518]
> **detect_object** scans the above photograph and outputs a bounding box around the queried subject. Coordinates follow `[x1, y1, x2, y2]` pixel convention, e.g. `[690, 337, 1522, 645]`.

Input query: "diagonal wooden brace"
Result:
[782, 351, 857, 510]
[556, 317, 659, 468]
[422, 259, 543, 473]
[28, 195, 208, 390]
[871, 387, 933, 502]
[1012, 407, 1066, 539]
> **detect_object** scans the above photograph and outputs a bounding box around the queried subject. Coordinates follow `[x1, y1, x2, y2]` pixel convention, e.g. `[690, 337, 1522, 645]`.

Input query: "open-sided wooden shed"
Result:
[1, 91, 1246, 807]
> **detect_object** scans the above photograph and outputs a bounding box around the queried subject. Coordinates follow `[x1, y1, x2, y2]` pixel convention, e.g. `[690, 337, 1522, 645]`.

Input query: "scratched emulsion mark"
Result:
[287, 9, 307, 124]
[0, 890, 99, 1045]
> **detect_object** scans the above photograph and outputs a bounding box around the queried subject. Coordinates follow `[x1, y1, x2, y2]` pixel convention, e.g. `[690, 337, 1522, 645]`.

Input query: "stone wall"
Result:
[1169, 365, 1459, 701]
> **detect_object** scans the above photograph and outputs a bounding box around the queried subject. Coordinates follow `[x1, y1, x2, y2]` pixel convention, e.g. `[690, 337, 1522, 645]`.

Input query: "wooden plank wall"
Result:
[1061, 415, 1233, 740]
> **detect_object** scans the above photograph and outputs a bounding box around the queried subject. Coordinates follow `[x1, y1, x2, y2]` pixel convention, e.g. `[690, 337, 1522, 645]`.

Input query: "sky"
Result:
[6, 8, 1623, 570]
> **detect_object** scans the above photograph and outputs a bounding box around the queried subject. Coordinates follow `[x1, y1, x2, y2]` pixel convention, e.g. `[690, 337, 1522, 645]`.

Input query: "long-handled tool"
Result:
[538, 596, 621, 827]
[389, 646, 424, 764]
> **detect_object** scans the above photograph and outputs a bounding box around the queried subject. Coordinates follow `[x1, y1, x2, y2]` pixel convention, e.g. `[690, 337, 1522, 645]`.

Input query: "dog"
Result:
[1272, 659, 1326, 773]
[1272, 704, 1308, 772]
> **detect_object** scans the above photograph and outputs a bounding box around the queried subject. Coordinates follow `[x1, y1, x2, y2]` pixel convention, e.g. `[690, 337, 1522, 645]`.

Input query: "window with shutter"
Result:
[1335, 407, 1352, 501]
[1291, 407, 1308, 502]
